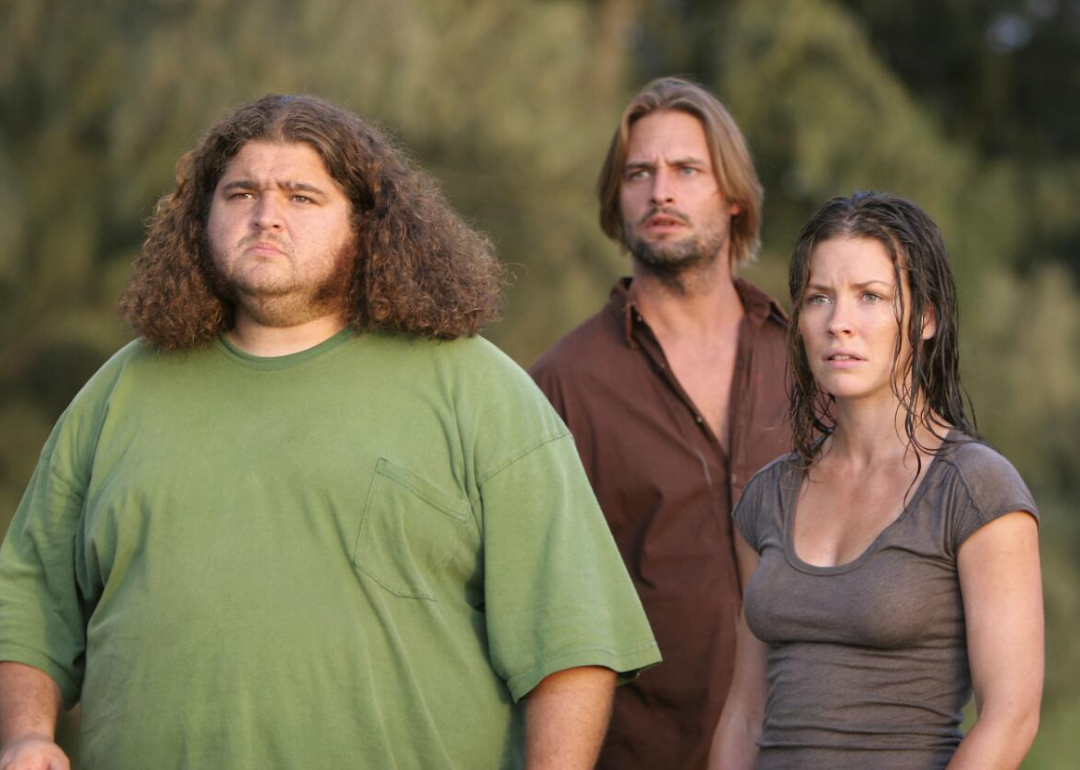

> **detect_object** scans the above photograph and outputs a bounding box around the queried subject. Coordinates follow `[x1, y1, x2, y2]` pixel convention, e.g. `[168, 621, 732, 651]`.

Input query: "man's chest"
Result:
[663, 340, 739, 446]
[77, 377, 479, 608]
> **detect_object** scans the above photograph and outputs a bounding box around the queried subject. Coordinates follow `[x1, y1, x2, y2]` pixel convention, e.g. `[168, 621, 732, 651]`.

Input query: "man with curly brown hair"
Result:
[0, 95, 659, 770]
[531, 78, 791, 769]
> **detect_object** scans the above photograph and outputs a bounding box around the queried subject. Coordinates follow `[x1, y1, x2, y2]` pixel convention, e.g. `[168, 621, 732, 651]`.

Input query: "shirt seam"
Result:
[936, 455, 1038, 546]
[474, 431, 572, 489]
[937, 457, 985, 525]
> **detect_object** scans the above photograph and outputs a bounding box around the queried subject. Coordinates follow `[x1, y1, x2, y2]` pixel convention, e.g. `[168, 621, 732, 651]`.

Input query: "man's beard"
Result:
[209, 238, 357, 328]
[625, 210, 729, 295]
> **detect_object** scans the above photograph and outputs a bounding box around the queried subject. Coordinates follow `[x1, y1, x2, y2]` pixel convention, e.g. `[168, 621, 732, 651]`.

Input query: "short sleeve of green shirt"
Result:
[478, 432, 661, 700]
[0, 449, 86, 705]
[0, 342, 136, 706]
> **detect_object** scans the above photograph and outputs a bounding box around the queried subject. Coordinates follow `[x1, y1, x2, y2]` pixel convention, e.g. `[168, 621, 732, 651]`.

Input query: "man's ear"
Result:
[921, 307, 937, 341]
[728, 200, 742, 217]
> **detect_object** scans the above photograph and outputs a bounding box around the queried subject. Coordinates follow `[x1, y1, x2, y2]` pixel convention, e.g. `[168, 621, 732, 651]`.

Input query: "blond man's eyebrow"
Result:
[625, 156, 707, 169]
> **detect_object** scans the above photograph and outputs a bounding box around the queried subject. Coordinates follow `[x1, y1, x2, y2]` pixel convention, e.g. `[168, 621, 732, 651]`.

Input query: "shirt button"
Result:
[695, 416, 703, 424]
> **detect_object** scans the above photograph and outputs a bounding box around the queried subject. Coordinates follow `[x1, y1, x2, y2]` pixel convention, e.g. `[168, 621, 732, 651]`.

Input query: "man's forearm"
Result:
[0, 662, 63, 747]
[524, 666, 616, 770]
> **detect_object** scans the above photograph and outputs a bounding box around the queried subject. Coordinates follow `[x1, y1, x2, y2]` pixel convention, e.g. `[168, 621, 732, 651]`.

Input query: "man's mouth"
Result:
[642, 210, 689, 229]
[244, 238, 287, 256]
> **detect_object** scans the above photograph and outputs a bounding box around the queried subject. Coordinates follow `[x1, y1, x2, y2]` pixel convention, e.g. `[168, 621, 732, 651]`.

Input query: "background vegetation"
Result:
[2, 0, 1077, 766]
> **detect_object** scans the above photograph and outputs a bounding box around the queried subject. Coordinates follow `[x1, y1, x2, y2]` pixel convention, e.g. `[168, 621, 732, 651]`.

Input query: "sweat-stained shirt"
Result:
[530, 277, 791, 769]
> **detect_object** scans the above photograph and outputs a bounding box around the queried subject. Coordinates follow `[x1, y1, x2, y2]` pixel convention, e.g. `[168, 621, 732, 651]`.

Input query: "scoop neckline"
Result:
[781, 431, 955, 576]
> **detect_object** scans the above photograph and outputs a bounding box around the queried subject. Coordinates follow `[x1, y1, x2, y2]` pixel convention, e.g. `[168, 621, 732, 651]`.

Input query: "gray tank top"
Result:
[734, 436, 1038, 770]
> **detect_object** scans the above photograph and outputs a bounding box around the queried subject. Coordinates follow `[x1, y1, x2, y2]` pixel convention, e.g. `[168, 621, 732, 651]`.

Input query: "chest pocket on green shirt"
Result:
[353, 457, 472, 600]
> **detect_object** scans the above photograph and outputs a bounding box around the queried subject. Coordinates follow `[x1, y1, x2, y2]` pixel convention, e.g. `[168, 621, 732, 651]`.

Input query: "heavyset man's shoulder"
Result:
[393, 334, 564, 415]
[67, 338, 159, 406]
[402, 335, 576, 470]
[34, 339, 168, 470]
[398, 333, 535, 383]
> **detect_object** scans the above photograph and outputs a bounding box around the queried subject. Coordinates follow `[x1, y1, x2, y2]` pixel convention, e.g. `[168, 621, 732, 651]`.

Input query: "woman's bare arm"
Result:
[709, 532, 768, 770]
[948, 512, 1043, 769]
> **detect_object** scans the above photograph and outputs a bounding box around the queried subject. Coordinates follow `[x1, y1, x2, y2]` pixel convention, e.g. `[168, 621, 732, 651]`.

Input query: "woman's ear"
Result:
[921, 308, 937, 341]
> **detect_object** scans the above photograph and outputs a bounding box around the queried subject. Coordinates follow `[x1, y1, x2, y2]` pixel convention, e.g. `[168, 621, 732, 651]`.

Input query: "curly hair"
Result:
[120, 94, 503, 349]
[787, 192, 978, 468]
[596, 77, 763, 266]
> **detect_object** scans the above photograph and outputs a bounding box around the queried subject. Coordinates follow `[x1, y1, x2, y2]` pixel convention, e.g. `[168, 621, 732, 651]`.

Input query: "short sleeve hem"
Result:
[0, 643, 80, 707]
[955, 505, 1039, 550]
[505, 640, 662, 702]
[732, 496, 758, 552]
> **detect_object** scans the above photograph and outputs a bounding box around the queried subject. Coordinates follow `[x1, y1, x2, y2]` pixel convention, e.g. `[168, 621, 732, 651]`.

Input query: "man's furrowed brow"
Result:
[624, 156, 707, 171]
[220, 179, 256, 193]
[280, 180, 329, 195]
[219, 179, 329, 196]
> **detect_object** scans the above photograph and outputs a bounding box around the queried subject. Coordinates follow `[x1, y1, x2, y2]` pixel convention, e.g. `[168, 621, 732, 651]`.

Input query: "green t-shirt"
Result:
[0, 330, 660, 769]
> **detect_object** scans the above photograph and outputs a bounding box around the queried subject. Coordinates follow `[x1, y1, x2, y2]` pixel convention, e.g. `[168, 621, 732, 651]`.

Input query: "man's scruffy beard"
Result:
[624, 215, 729, 296]
[205, 237, 358, 329]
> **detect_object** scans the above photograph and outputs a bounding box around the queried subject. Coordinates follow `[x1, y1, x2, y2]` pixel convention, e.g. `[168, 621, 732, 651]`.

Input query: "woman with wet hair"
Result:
[710, 192, 1043, 769]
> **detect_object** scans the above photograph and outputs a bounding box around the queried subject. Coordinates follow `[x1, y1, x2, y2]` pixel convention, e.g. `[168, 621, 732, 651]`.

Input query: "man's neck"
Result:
[630, 260, 744, 341]
[629, 257, 746, 447]
[226, 312, 349, 357]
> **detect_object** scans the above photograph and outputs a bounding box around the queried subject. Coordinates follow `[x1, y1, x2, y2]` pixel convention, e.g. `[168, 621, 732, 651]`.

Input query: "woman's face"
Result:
[799, 236, 930, 407]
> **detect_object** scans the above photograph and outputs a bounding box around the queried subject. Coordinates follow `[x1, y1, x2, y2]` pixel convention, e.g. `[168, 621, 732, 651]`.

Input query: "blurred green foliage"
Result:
[1, 0, 1077, 766]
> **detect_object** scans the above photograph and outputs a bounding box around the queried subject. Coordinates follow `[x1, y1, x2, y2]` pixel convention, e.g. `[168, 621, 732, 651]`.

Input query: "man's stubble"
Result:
[625, 209, 730, 296]
[209, 236, 357, 329]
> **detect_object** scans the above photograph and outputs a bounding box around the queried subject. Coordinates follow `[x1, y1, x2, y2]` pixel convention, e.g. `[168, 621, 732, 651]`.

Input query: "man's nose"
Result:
[649, 170, 675, 206]
[253, 195, 284, 230]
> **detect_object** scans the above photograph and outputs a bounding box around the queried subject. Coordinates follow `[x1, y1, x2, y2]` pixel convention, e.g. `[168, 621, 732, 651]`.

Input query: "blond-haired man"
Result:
[531, 77, 790, 769]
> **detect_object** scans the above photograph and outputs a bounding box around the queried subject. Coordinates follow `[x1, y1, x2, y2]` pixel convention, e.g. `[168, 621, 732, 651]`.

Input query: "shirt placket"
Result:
[626, 307, 731, 516]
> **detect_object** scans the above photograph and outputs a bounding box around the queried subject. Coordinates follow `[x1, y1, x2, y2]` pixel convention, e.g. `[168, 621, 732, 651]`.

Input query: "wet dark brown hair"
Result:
[120, 94, 503, 349]
[596, 77, 763, 266]
[787, 191, 977, 467]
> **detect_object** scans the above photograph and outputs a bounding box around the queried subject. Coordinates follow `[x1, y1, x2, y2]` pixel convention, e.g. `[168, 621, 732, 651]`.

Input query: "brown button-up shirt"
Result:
[530, 277, 791, 770]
